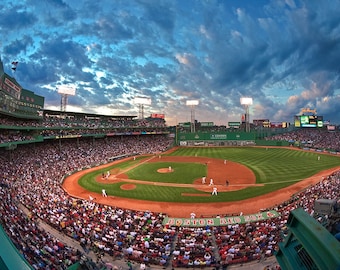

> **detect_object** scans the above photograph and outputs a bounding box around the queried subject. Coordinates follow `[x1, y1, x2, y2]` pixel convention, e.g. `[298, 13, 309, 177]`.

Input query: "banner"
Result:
[151, 113, 165, 119]
[162, 210, 280, 227]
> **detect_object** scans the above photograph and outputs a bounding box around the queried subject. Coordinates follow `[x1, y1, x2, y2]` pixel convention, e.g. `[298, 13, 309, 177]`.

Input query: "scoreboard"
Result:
[294, 115, 323, 128]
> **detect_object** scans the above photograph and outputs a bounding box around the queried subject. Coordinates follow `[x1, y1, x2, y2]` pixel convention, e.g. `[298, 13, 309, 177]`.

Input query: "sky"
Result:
[1, 0, 340, 126]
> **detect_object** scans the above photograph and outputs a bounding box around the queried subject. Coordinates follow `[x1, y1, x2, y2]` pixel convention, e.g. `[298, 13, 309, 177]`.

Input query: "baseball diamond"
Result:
[62, 146, 340, 218]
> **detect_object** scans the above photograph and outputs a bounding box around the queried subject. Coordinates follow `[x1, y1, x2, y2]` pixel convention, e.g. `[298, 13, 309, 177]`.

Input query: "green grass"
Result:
[77, 147, 340, 203]
[127, 162, 206, 183]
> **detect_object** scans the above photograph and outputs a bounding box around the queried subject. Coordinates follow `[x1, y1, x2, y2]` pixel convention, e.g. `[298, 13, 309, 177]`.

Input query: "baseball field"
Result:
[62, 146, 340, 217]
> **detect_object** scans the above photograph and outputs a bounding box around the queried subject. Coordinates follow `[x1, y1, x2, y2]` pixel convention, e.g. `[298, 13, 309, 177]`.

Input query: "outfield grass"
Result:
[78, 147, 340, 203]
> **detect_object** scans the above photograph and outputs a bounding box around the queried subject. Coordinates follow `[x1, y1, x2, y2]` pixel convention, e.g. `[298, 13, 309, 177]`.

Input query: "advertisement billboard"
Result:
[228, 122, 241, 127]
[253, 119, 269, 127]
[201, 122, 214, 127]
[150, 113, 165, 119]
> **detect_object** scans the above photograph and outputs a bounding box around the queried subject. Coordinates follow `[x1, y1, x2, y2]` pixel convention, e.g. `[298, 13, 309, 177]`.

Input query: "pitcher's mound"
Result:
[157, 168, 173, 173]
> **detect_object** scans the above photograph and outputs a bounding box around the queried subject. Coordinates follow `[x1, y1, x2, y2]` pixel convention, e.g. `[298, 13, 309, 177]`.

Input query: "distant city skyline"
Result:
[1, 0, 340, 125]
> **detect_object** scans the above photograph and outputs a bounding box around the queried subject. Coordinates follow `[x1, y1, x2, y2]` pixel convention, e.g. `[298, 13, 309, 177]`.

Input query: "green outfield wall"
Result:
[177, 131, 256, 146]
[176, 131, 288, 147]
[255, 139, 290, 146]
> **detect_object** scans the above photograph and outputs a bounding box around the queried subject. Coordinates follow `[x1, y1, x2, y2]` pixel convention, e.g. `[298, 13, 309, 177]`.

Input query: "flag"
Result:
[11, 61, 18, 71]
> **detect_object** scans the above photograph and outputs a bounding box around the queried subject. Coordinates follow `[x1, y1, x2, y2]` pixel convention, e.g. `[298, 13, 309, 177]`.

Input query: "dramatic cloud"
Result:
[1, 0, 340, 125]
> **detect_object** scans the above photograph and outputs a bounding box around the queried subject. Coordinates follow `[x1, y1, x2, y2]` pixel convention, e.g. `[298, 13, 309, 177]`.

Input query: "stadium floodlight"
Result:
[240, 97, 253, 106]
[57, 85, 76, 112]
[134, 96, 152, 119]
[186, 99, 199, 133]
[134, 97, 152, 105]
[57, 85, 76, 96]
[240, 97, 253, 132]
[186, 100, 199, 106]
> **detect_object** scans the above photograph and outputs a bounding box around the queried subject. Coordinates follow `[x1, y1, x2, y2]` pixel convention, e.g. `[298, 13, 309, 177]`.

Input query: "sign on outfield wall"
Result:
[178, 132, 255, 141]
[162, 210, 280, 227]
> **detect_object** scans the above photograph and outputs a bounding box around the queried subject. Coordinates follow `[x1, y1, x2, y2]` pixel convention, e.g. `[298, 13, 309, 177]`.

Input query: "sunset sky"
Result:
[1, 0, 340, 126]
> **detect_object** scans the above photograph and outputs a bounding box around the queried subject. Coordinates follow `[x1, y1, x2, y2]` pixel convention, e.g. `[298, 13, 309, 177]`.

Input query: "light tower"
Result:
[134, 97, 152, 119]
[57, 85, 76, 112]
[186, 100, 199, 133]
[240, 97, 253, 132]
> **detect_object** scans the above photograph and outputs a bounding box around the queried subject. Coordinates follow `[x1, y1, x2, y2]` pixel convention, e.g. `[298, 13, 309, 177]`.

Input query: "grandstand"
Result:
[1, 58, 340, 270]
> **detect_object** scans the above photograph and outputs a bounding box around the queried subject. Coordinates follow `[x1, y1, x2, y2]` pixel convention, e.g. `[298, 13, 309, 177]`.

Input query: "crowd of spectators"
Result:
[0, 114, 167, 129]
[0, 135, 173, 269]
[0, 195, 83, 269]
[0, 130, 35, 144]
[0, 130, 339, 269]
[212, 170, 340, 267]
[265, 129, 340, 151]
[172, 227, 216, 267]
[0, 114, 168, 144]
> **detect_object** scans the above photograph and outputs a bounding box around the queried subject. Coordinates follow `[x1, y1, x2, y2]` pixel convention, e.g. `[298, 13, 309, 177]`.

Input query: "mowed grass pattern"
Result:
[78, 147, 340, 203]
